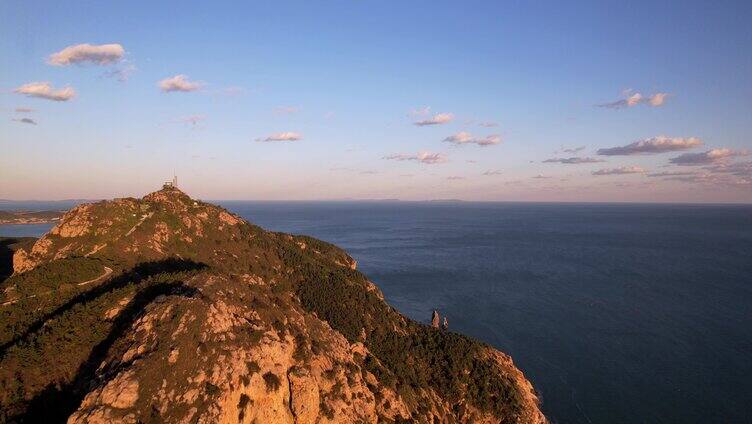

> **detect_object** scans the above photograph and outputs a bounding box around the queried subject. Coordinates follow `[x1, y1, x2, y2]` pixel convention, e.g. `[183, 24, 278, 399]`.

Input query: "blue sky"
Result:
[2, 1, 751, 201]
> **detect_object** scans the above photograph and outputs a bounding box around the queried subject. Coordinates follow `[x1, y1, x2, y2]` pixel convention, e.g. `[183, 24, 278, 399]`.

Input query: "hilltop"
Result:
[0, 187, 545, 423]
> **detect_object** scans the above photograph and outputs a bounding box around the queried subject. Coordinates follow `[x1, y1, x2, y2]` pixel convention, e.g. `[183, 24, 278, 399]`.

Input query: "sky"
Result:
[2, 1, 751, 202]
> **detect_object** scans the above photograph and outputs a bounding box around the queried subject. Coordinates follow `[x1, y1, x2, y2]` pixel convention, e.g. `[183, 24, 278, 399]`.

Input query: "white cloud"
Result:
[478, 121, 499, 127]
[532, 174, 552, 179]
[543, 157, 604, 164]
[648, 93, 668, 106]
[443, 131, 501, 146]
[592, 166, 645, 175]
[14, 82, 75, 101]
[256, 132, 302, 142]
[597, 90, 669, 109]
[669, 148, 748, 165]
[483, 170, 503, 176]
[598, 136, 702, 156]
[48, 43, 125, 65]
[383, 151, 447, 164]
[447, 176, 465, 180]
[13, 117, 37, 125]
[158, 74, 202, 92]
[414, 112, 454, 126]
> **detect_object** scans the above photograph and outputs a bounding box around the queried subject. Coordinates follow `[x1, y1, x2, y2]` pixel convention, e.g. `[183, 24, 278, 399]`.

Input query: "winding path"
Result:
[1, 266, 113, 307]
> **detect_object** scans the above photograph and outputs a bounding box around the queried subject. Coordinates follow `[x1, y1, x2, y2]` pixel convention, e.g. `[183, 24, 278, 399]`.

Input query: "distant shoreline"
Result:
[0, 211, 65, 225]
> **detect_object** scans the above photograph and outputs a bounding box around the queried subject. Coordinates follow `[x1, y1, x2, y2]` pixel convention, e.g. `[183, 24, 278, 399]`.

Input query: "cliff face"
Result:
[1, 187, 545, 424]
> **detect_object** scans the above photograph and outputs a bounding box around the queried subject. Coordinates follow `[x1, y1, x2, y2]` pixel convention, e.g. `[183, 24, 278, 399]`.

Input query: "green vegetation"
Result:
[286, 245, 523, 418]
[0, 259, 205, 422]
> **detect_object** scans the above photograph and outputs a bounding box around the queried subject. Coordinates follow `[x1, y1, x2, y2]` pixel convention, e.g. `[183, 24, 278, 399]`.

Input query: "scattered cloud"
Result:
[478, 121, 499, 128]
[532, 174, 552, 179]
[443, 131, 501, 146]
[158, 74, 202, 93]
[647, 92, 668, 106]
[447, 176, 465, 180]
[483, 170, 503, 176]
[14, 82, 75, 101]
[466, 159, 477, 164]
[592, 166, 645, 176]
[274, 106, 299, 115]
[12, 117, 37, 125]
[562, 146, 585, 154]
[704, 161, 752, 177]
[48, 43, 124, 66]
[103, 64, 136, 82]
[543, 157, 604, 164]
[669, 148, 748, 166]
[414, 112, 454, 126]
[256, 132, 302, 142]
[360, 170, 379, 175]
[647, 171, 698, 177]
[597, 136, 702, 156]
[383, 151, 447, 164]
[660, 172, 751, 187]
[597, 90, 669, 109]
[14, 107, 34, 113]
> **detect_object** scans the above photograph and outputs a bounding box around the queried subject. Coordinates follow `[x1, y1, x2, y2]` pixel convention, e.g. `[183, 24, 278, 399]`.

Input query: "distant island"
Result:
[0, 210, 65, 225]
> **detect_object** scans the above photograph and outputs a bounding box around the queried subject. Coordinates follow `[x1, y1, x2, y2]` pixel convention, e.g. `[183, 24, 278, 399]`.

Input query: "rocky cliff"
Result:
[0, 187, 545, 423]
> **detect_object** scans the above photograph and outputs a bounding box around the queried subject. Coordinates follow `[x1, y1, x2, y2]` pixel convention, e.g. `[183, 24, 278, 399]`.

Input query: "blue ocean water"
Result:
[3, 201, 752, 423]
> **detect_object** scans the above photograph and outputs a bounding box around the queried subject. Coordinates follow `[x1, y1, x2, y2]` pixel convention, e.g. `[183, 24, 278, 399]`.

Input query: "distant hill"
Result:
[0, 187, 545, 423]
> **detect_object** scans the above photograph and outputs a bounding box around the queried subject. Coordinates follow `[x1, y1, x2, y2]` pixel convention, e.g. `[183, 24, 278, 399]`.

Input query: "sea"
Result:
[2, 200, 751, 423]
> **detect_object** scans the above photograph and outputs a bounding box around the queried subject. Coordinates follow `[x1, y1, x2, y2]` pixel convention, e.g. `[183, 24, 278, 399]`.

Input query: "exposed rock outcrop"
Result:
[11, 248, 32, 274]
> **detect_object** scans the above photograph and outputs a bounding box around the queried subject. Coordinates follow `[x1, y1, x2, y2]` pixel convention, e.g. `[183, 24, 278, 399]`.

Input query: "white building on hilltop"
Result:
[163, 175, 178, 189]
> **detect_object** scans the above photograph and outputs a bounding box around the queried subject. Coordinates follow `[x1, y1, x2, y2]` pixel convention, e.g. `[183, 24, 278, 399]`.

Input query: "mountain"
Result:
[0, 187, 545, 423]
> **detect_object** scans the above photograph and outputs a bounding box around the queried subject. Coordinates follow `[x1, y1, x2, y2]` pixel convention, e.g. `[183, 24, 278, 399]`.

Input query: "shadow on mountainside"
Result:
[11, 280, 201, 423]
[0, 258, 206, 358]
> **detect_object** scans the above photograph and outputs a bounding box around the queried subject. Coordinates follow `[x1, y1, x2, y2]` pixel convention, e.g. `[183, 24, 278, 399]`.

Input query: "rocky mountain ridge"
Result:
[0, 187, 545, 423]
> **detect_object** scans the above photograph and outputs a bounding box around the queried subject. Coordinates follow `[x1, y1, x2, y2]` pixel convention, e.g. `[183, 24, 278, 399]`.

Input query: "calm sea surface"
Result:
[3, 201, 752, 423]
